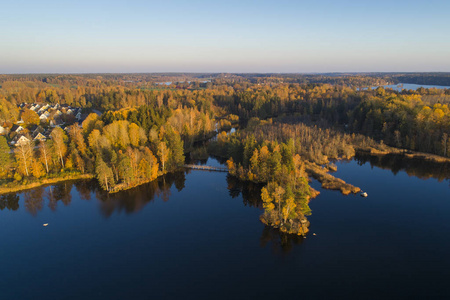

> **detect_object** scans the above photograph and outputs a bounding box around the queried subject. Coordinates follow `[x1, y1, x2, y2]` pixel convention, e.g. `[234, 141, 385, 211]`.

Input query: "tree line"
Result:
[0, 113, 185, 192]
[1, 74, 448, 158]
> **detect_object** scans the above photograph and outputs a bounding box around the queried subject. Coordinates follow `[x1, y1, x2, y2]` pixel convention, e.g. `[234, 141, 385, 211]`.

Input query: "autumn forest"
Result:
[0, 73, 449, 235]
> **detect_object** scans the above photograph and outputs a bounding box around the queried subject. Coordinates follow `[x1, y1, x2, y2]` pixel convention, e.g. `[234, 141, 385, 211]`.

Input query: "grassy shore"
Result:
[109, 177, 157, 193]
[108, 168, 183, 194]
[0, 167, 183, 196]
[304, 161, 361, 195]
[356, 146, 450, 164]
[0, 173, 94, 195]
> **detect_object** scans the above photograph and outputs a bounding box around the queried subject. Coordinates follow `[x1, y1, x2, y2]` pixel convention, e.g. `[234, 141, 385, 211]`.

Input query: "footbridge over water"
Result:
[183, 164, 229, 172]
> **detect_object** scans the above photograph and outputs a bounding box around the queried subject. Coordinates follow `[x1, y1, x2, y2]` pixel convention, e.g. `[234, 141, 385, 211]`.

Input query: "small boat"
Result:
[360, 192, 368, 197]
[43, 223, 49, 227]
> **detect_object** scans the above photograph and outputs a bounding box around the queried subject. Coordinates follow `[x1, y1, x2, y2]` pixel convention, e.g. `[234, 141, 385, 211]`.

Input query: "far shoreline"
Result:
[1, 145, 448, 196]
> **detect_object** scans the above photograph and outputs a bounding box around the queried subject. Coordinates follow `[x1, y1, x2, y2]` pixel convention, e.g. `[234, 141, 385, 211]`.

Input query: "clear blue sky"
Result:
[1, 0, 449, 73]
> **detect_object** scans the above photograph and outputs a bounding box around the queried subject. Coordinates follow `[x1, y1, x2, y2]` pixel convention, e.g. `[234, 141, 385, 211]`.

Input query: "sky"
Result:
[1, 0, 449, 73]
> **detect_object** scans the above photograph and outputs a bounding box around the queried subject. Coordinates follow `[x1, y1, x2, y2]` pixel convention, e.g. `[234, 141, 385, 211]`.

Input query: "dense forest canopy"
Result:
[1, 72, 449, 156]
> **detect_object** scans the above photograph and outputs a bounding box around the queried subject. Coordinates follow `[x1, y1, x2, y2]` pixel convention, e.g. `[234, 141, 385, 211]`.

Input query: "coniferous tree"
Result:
[0, 136, 11, 177]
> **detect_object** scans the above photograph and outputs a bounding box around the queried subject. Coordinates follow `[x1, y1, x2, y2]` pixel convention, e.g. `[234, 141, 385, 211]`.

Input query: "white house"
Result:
[12, 135, 31, 147]
[11, 125, 24, 133]
[30, 104, 41, 111]
[0, 125, 6, 135]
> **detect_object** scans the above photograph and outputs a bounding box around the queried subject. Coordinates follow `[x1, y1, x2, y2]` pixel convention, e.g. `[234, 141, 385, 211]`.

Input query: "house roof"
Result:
[12, 134, 31, 146]
[11, 124, 23, 132]
[33, 132, 47, 141]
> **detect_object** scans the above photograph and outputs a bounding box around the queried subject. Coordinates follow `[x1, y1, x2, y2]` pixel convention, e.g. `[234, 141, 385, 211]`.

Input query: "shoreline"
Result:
[108, 170, 176, 194]
[304, 161, 361, 195]
[306, 146, 450, 196]
[356, 147, 450, 164]
[0, 174, 95, 195]
[2, 143, 448, 196]
[109, 178, 158, 194]
[0, 168, 185, 196]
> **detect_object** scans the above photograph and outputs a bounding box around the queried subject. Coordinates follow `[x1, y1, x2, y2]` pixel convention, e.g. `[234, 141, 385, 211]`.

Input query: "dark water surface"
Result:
[1, 157, 449, 299]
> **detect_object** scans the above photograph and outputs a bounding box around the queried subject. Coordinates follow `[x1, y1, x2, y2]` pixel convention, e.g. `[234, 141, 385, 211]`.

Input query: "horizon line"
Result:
[2, 71, 450, 75]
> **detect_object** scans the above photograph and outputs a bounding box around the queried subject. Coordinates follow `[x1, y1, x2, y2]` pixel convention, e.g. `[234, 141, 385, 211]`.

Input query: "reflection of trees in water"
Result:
[96, 171, 186, 217]
[260, 226, 305, 255]
[2, 181, 78, 216]
[226, 175, 304, 254]
[173, 171, 186, 191]
[74, 180, 97, 201]
[24, 187, 45, 216]
[13, 172, 185, 217]
[186, 154, 229, 166]
[47, 182, 73, 211]
[226, 174, 264, 208]
[0, 194, 20, 211]
[355, 153, 450, 182]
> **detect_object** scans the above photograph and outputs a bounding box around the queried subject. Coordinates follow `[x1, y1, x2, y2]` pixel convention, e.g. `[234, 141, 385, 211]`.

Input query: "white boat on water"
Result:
[360, 192, 368, 197]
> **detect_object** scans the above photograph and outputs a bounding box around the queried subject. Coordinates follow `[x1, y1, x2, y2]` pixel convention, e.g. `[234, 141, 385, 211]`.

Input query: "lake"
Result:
[1, 155, 449, 299]
[368, 83, 450, 91]
[382, 83, 450, 91]
[156, 80, 211, 86]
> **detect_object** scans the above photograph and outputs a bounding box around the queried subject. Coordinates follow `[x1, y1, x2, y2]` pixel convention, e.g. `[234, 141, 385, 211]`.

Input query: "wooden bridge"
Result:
[184, 164, 229, 172]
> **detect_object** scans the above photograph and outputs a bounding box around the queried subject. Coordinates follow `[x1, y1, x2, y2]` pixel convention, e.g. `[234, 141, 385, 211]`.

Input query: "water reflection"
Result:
[0, 194, 19, 211]
[260, 226, 305, 254]
[49, 182, 73, 210]
[1, 172, 187, 217]
[95, 171, 186, 217]
[226, 174, 302, 254]
[226, 175, 264, 208]
[7, 165, 313, 254]
[74, 180, 97, 201]
[187, 154, 229, 166]
[355, 152, 450, 182]
[24, 187, 45, 216]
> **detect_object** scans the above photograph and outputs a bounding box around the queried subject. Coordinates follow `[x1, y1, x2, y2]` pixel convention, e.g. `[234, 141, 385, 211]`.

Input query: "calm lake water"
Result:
[377, 83, 450, 91]
[360, 83, 450, 92]
[1, 155, 449, 299]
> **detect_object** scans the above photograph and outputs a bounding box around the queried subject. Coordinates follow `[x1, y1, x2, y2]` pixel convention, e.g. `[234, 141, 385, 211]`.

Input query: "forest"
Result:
[0, 73, 449, 235]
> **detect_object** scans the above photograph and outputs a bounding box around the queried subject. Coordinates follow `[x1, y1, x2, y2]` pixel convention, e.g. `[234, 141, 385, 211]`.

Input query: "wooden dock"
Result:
[183, 164, 229, 172]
